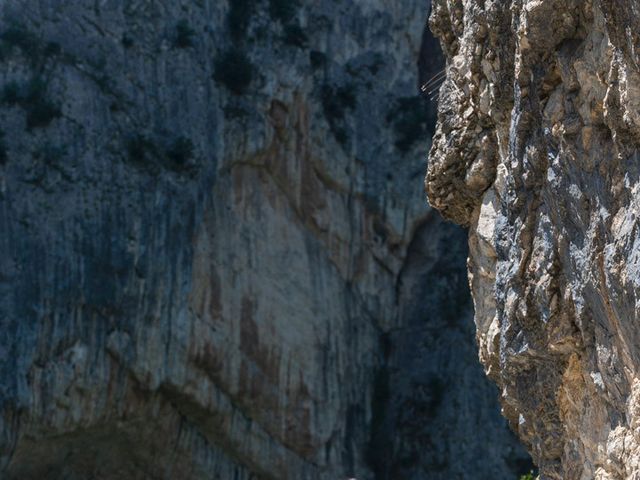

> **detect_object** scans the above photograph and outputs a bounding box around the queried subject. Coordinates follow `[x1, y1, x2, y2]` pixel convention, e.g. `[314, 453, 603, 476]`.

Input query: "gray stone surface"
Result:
[0, 1, 528, 478]
[427, 0, 640, 478]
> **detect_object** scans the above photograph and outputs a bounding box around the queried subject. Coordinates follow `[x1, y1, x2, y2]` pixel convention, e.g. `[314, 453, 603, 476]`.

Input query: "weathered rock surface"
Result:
[0, 1, 528, 479]
[427, 0, 640, 478]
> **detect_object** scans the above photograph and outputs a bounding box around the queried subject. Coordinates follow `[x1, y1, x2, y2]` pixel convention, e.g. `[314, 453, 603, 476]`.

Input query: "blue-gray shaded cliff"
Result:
[0, 1, 528, 478]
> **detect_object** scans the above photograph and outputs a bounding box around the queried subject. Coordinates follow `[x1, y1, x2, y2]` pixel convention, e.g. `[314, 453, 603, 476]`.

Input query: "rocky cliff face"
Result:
[0, 1, 529, 479]
[427, 0, 640, 478]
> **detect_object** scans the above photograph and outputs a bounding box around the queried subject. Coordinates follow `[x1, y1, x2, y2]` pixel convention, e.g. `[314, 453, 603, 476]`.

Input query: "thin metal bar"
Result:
[421, 69, 447, 91]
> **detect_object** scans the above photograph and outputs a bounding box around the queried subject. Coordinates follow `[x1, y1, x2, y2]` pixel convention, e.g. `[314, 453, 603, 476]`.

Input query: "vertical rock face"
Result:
[427, 0, 640, 478]
[0, 1, 528, 479]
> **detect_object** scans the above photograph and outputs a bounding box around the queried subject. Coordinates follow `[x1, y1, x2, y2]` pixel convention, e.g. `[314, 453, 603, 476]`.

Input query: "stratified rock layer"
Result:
[427, 0, 640, 478]
[0, 1, 528, 479]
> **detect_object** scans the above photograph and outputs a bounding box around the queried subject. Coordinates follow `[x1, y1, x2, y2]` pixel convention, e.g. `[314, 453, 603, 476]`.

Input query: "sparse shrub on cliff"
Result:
[214, 49, 254, 95]
[2, 81, 21, 105]
[283, 24, 308, 48]
[0, 131, 7, 164]
[121, 34, 134, 49]
[223, 103, 250, 119]
[327, 126, 347, 146]
[34, 142, 66, 166]
[386, 96, 430, 152]
[173, 20, 195, 48]
[43, 41, 61, 57]
[269, 0, 307, 51]
[309, 50, 327, 69]
[126, 133, 197, 174]
[320, 83, 357, 145]
[321, 84, 356, 120]
[425, 377, 446, 418]
[367, 366, 391, 474]
[167, 136, 194, 168]
[126, 134, 157, 166]
[0, 25, 61, 67]
[519, 472, 536, 480]
[268, 0, 300, 23]
[229, 0, 257, 39]
[3, 77, 61, 129]
[0, 25, 40, 60]
[24, 78, 61, 130]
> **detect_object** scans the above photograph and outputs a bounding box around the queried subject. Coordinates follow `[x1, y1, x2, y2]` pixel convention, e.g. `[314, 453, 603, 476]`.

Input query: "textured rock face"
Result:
[0, 1, 529, 479]
[427, 0, 640, 478]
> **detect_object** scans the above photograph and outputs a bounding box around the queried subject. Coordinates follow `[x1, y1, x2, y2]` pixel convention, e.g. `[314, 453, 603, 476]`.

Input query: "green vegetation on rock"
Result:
[2, 77, 61, 130]
[320, 83, 357, 145]
[268, 0, 300, 23]
[228, 0, 257, 39]
[386, 96, 431, 152]
[174, 19, 195, 48]
[214, 49, 254, 95]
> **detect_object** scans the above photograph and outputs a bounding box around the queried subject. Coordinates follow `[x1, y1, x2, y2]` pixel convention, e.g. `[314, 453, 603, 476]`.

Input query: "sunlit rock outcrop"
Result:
[427, 0, 640, 478]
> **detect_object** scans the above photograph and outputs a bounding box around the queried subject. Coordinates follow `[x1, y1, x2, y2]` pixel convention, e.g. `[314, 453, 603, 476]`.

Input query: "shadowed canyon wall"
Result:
[0, 1, 529, 478]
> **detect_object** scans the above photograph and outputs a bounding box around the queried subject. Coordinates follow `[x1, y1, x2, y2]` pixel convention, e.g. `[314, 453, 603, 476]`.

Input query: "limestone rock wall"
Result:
[0, 1, 528, 479]
[427, 0, 640, 478]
